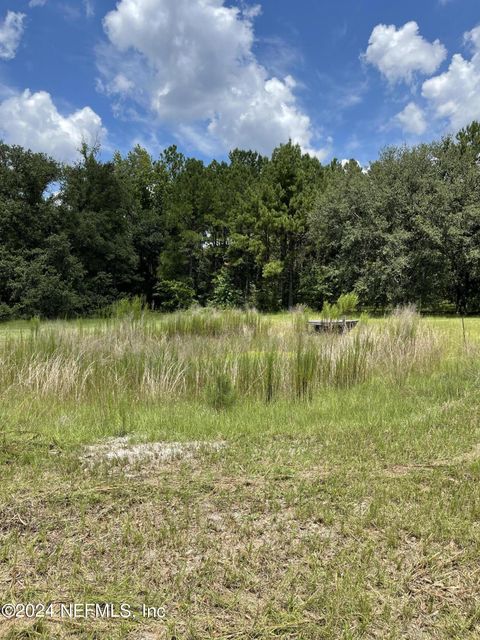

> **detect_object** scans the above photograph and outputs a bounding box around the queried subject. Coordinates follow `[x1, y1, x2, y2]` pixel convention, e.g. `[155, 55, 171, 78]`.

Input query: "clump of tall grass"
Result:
[109, 296, 147, 323]
[0, 306, 443, 406]
[263, 349, 279, 403]
[29, 315, 42, 338]
[377, 305, 441, 381]
[206, 372, 236, 410]
[157, 307, 267, 337]
[388, 304, 420, 342]
[293, 340, 318, 400]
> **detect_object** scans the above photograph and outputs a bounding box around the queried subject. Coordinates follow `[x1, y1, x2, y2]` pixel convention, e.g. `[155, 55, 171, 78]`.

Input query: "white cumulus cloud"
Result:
[0, 11, 25, 60]
[29, 0, 47, 7]
[98, 0, 327, 158]
[0, 90, 106, 163]
[421, 26, 480, 131]
[364, 21, 447, 84]
[394, 102, 427, 135]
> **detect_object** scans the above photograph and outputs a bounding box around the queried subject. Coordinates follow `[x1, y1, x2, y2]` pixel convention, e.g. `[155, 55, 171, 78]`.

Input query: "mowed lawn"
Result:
[1, 312, 480, 639]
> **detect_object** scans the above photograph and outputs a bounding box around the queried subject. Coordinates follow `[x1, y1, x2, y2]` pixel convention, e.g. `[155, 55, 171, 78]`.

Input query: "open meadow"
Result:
[1, 308, 480, 639]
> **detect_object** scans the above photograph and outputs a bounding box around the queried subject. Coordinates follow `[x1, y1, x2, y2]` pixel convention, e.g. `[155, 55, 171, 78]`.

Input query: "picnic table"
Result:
[308, 319, 358, 334]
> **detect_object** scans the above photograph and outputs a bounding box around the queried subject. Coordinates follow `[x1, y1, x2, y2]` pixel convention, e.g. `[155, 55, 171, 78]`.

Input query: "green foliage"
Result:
[321, 292, 359, 320]
[336, 292, 359, 316]
[154, 279, 196, 312]
[262, 260, 284, 280]
[320, 301, 340, 321]
[0, 304, 12, 322]
[2, 125, 480, 318]
[209, 267, 243, 308]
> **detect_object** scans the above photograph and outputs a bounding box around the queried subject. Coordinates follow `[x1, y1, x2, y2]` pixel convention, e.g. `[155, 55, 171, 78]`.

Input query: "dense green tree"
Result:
[226, 142, 324, 310]
[113, 145, 169, 303]
[434, 136, 480, 312]
[2, 123, 480, 318]
[309, 143, 478, 312]
[10, 234, 86, 318]
[0, 144, 62, 317]
[61, 144, 138, 309]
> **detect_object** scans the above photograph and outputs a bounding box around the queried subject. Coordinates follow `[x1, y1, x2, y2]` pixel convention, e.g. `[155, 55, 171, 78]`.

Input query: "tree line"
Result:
[1, 122, 480, 319]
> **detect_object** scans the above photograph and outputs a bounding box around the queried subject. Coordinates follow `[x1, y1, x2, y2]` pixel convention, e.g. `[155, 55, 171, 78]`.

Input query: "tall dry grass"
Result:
[0, 307, 442, 406]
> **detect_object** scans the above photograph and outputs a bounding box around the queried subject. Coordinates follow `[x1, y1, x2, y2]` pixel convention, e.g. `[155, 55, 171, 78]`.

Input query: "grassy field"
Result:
[1, 308, 480, 639]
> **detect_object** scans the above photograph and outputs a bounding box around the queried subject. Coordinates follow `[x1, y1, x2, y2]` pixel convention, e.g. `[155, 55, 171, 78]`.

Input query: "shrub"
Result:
[336, 292, 359, 316]
[0, 303, 12, 322]
[154, 279, 196, 312]
[321, 292, 359, 320]
[208, 268, 243, 309]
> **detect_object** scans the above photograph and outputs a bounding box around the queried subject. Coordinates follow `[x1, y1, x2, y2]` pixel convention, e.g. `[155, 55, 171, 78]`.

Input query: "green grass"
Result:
[1, 310, 480, 638]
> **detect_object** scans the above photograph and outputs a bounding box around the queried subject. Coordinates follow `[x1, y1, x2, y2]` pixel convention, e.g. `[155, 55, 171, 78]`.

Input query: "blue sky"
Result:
[0, 0, 479, 165]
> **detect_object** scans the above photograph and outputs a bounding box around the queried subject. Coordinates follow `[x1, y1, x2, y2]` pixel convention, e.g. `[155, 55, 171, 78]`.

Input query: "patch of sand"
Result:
[82, 437, 225, 465]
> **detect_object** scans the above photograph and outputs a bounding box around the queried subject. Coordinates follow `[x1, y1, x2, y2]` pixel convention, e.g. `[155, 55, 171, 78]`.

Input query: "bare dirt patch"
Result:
[81, 437, 225, 466]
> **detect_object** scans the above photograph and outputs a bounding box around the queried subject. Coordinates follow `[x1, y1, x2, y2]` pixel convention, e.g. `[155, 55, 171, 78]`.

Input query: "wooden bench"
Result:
[308, 319, 359, 334]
